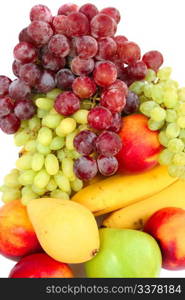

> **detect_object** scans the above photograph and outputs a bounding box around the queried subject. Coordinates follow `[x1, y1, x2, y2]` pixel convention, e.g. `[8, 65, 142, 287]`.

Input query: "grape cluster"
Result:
[130, 67, 185, 179]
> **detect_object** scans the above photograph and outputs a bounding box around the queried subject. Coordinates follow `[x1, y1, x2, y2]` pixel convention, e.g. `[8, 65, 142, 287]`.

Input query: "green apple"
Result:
[85, 228, 162, 278]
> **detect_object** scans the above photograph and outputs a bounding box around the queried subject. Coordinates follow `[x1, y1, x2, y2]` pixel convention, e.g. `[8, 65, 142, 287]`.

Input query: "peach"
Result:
[0, 200, 41, 258]
[144, 207, 185, 270]
[9, 253, 74, 278]
[116, 114, 162, 173]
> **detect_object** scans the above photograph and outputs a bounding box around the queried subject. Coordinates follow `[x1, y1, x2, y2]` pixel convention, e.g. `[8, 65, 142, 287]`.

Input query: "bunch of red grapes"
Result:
[0, 3, 164, 180]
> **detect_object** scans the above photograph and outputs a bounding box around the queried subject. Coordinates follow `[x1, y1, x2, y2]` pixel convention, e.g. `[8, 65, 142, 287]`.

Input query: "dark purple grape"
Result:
[95, 131, 122, 157]
[74, 156, 98, 180]
[41, 49, 66, 71]
[0, 97, 15, 118]
[97, 155, 118, 176]
[0, 76, 12, 97]
[74, 130, 97, 155]
[56, 69, 75, 90]
[123, 91, 140, 115]
[0, 113, 20, 134]
[19, 63, 42, 87]
[54, 92, 80, 116]
[14, 100, 36, 120]
[9, 79, 31, 100]
[35, 70, 55, 93]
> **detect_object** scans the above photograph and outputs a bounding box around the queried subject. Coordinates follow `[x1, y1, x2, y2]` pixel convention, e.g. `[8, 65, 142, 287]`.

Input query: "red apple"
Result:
[9, 253, 74, 278]
[117, 114, 162, 173]
[144, 207, 185, 270]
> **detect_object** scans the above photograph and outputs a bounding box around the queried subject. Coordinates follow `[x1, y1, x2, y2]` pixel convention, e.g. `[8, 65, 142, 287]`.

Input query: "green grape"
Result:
[166, 123, 180, 138]
[1, 188, 21, 203]
[78, 124, 89, 132]
[36, 143, 50, 155]
[163, 87, 178, 108]
[65, 131, 77, 150]
[129, 81, 145, 95]
[18, 170, 35, 185]
[164, 79, 179, 89]
[179, 129, 185, 139]
[143, 83, 153, 98]
[47, 179, 57, 191]
[145, 69, 156, 83]
[16, 154, 32, 170]
[72, 109, 88, 124]
[33, 169, 50, 189]
[151, 84, 164, 104]
[159, 131, 170, 147]
[158, 149, 174, 165]
[177, 116, 185, 129]
[71, 178, 83, 192]
[45, 154, 59, 175]
[178, 87, 185, 102]
[36, 98, 53, 111]
[32, 93, 45, 100]
[37, 108, 48, 118]
[54, 172, 71, 193]
[25, 140, 37, 152]
[21, 186, 32, 195]
[38, 127, 52, 146]
[21, 188, 38, 205]
[32, 185, 46, 196]
[176, 102, 185, 115]
[140, 101, 157, 117]
[46, 88, 62, 100]
[150, 106, 166, 122]
[139, 95, 148, 103]
[157, 67, 172, 81]
[50, 189, 69, 200]
[167, 138, 184, 153]
[50, 136, 65, 150]
[148, 119, 164, 131]
[4, 171, 21, 188]
[31, 153, 45, 171]
[71, 150, 81, 159]
[61, 158, 75, 181]
[166, 109, 177, 123]
[56, 118, 76, 136]
[20, 120, 29, 129]
[14, 129, 30, 146]
[57, 150, 66, 162]
[168, 165, 185, 178]
[173, 152, 185, 166]
[42, 114, 62, 129]
[28, 117, 41, 131]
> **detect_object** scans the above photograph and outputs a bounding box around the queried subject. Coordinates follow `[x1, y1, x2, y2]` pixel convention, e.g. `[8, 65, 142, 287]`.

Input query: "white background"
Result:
[0, 0, 185, 278]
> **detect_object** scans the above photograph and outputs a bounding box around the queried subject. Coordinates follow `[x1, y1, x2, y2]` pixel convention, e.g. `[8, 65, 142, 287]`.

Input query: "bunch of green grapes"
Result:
[0, 89, 89, 205]
[130, 67, 185, 179]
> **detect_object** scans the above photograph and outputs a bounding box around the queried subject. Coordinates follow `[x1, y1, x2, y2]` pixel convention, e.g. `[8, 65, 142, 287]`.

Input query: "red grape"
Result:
[58, 3, 78, 16]
[108, 113, 122, 133]
[117, 41, 141, 64]
[27, 21, 53, 46]
[19, 27, 36, 45]
[56, 69, 75, 90]
[72, 76, 96, 98]
[0, 97, 14, 118]
[100, 88, 126, 113]
[30, 5, 52, 23]
[96, 37, 117, 60]
[113, 35, 128, 46]
[127, 61, 147, 80]
[79, 3, 98, 21]
[35, 70, 55, 93]
[41, 49, 66, 71]
[14, 100, 36, 120]
[88, 106, 113, 130]
[19, 63, 42, 87]
[0, 113, 20, 134]
[67, 12, 90, 37]
[74, 156, 98, 181]
[123, 91, 140, 115]
[71, 56, 95, 76]
[75, 36, 98, 59]
[107, 79, 128, 96]
[97, 155, 118, 176]
[90, 13, 117, 38]
[12, 60, 22, 77]
[0, 76, 12, 97]
[95, 131, 122, 156]
[117, 66, 134, 85]
[111, 54, 125, 78]
[142, 50, 164, 72]
[74, 130, 97, 155]
[100, 7, 121, 24]
[13, 42, 37, 64]
[9, 79, 31, 100]
[93, 61, 117, 87]
[48, 34, 70, 58]
[54, 92, 80, 116]
[52, 15, 70, 36]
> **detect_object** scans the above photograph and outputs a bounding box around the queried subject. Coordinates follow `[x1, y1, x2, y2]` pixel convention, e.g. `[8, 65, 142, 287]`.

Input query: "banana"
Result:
[72, 165, 177, 216]
[103, 180, 185, 230]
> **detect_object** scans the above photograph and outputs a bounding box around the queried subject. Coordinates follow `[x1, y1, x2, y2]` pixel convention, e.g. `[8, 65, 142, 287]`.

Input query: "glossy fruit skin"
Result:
[85, 228, 162, 278]
[9, 253, 74, 278]
[144, 207, 185, 270]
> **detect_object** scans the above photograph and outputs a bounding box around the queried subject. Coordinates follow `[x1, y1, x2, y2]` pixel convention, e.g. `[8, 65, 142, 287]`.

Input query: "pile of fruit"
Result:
[0, 3, 185, 278]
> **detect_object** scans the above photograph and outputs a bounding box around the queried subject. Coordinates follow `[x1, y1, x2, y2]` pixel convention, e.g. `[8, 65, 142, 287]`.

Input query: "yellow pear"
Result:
[27, 198, 100, 264]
